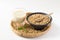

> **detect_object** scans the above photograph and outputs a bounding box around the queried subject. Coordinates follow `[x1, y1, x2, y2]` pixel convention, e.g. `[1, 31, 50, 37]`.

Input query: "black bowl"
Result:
[26, 12, 52, 30]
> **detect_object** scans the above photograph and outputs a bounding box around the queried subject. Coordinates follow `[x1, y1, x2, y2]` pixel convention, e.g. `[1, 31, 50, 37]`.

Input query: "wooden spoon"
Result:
[35, 13, 53, 22]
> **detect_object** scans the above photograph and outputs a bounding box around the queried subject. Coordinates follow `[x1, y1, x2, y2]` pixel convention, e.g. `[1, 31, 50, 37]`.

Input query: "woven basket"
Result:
[11, 18, 51, 38]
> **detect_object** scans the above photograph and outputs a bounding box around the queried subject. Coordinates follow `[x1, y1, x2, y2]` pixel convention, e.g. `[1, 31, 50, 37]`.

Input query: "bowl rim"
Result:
[26, 12, 52, 26]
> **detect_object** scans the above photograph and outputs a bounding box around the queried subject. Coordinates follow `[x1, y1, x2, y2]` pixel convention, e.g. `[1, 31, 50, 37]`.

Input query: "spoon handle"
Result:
[47, 13, 53, 16]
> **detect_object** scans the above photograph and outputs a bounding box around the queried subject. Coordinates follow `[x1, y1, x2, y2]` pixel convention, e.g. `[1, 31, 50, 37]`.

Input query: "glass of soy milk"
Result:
[13, 10, 26, 21]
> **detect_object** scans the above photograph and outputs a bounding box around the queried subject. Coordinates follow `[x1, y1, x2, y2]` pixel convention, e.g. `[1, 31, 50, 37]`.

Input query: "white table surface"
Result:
[0, 0, 60, 40]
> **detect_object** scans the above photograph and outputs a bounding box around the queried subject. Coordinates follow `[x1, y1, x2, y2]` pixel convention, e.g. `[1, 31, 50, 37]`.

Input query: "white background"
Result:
[0, 0, 60, 40]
